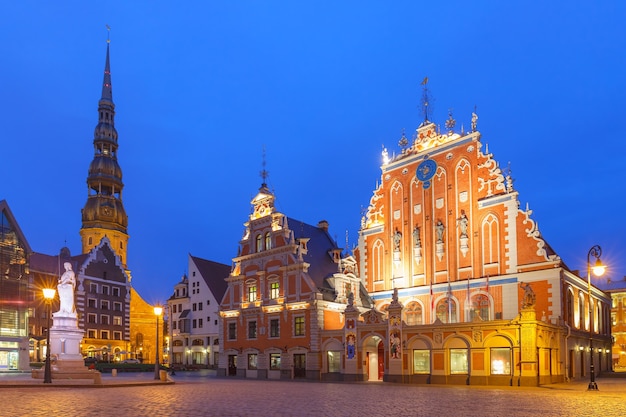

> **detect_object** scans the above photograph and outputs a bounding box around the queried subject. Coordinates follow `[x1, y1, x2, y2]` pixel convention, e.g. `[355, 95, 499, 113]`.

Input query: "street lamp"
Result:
[42, 288, 56, 384]
[587, 245, 606, 391]
[154, 305, 163, 380]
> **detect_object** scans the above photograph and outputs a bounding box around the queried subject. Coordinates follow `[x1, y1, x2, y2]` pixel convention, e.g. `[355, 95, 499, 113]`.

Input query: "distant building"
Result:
[218, 181, 370, 379]
[0, 200, 32, 371]
[168, 254, 230, 368]
[603, 278, 626, 369]
[31, 238, 131, 362]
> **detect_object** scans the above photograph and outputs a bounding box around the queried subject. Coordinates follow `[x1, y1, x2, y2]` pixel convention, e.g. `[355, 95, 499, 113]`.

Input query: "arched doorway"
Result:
[363, 335, 384, 381]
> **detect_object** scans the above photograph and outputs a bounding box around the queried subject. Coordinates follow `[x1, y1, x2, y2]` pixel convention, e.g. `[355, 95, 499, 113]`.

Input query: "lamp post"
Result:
[154, 306, 163, 380]
[42, 288, 56, 384]
[587, 245, 605, 391]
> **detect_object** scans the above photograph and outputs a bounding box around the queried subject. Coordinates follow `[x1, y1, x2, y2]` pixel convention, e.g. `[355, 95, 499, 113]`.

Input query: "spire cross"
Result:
[106, 24, 111, 43]
[260, 145, 269, 185]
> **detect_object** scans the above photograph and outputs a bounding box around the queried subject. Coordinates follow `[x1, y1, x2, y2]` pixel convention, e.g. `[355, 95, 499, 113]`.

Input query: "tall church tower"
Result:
[80, 37, 129, 267]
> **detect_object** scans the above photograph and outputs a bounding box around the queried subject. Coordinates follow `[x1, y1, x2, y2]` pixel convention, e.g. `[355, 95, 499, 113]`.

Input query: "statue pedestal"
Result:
[31, 313, 102, 384]
[50, 314, 84, 362]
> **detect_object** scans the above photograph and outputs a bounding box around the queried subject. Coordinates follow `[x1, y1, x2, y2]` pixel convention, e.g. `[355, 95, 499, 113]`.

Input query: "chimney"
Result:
[317, 220, 329, 232]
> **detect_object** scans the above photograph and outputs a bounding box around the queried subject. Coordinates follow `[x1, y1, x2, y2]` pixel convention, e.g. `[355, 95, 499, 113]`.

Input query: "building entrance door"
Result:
[293, 353, 306, 378]
[228, 354, 237, 376]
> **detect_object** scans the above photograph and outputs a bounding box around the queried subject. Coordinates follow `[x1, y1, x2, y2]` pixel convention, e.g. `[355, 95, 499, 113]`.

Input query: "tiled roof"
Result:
[190, 255, 230, 300]
[287, 217, 340, 294]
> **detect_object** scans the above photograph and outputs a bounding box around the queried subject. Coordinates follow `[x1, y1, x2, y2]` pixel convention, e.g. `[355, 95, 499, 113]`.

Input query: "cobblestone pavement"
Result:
[2, 372, 626, 417]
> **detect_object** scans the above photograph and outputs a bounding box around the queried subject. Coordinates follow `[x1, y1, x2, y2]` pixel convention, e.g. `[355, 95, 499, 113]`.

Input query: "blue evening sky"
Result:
[2, 1, 625, 304]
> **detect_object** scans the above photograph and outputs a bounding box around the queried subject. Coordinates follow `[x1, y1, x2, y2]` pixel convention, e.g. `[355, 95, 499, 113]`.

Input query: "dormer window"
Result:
[256, 234, 263, 252]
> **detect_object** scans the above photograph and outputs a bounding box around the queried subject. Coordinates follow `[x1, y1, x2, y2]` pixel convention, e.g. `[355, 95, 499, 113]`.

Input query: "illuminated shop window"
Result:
[450, 348, 468, 374]
[328, 351, 341, 373]
[270, 353, 281, 370]
[248, 354, 257, 370]
[490, 348, 511, 375]
[413, 349, 431, 374]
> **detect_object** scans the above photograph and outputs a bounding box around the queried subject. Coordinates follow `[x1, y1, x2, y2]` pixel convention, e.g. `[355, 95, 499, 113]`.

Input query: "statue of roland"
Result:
[56, 262, 77, 318]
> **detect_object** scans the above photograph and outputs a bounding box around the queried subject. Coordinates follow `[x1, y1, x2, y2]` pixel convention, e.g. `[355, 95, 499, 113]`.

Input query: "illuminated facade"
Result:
[605, 281, 626, 369]
[347, 108, 612, 385]
[218, 181, 370, 379]
[168, 255, 230, 368]
[0, 200, 32, 371]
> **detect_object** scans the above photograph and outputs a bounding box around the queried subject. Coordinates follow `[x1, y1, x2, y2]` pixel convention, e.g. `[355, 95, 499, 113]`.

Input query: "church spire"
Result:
[80, 31, 129, 267]
[101, 28, 112, 103]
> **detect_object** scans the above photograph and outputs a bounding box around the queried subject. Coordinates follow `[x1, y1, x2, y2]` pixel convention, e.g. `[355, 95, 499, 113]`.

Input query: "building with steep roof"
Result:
[168, 254, 230, 368]
[348, 98, 612, 385]
[218, 180, 370, 379]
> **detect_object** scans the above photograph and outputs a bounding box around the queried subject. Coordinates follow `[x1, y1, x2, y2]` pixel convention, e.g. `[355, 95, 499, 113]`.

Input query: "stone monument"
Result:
[33, 262, 101, 383]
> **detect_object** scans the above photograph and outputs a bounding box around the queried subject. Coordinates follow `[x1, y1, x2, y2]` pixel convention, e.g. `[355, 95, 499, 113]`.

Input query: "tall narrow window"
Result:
[256, 234, 263, 252]
[228, 322, 237, 340]
[270, 318, 279, 337]
[294, 316, 305, 336]
[471, 294, 490, 321]
[265, 232, 272, 250]
[270, 282, 280, 299]
[248, 321, 257, 339]
[248, 285, 257, 302]
[436, 299, 456, 323]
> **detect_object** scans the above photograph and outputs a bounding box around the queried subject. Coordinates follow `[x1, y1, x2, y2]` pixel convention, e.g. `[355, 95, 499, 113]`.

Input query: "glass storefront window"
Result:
[413, 349, 431, 374]
[270, 353, 281, 370]
[327, 351, 341, 373]
[248, 353, 257, 370]
[490, 347, 511, 375]
[450, 348, 468, 374]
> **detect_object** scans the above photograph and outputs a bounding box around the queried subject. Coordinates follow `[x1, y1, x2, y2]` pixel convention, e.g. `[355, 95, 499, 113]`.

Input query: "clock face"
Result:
[416, 159, 437, 182]
[101, 206, 113, 216]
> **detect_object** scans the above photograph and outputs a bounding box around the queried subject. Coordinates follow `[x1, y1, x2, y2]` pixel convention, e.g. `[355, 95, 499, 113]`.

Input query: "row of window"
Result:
[243, 348, 509, 375]
[87, 299, 123, 311]
[89, 283, 122, 297]
[247, 281, 280, 302]
[228, 317, 304, 340]
[247, 352, 282, 370]
[172, 318, 219, 331]
[171, 300, 211, 314]
[255, 232, 272, 253]
[87, 314, 123, 326]
[86, 329, 123, 340]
